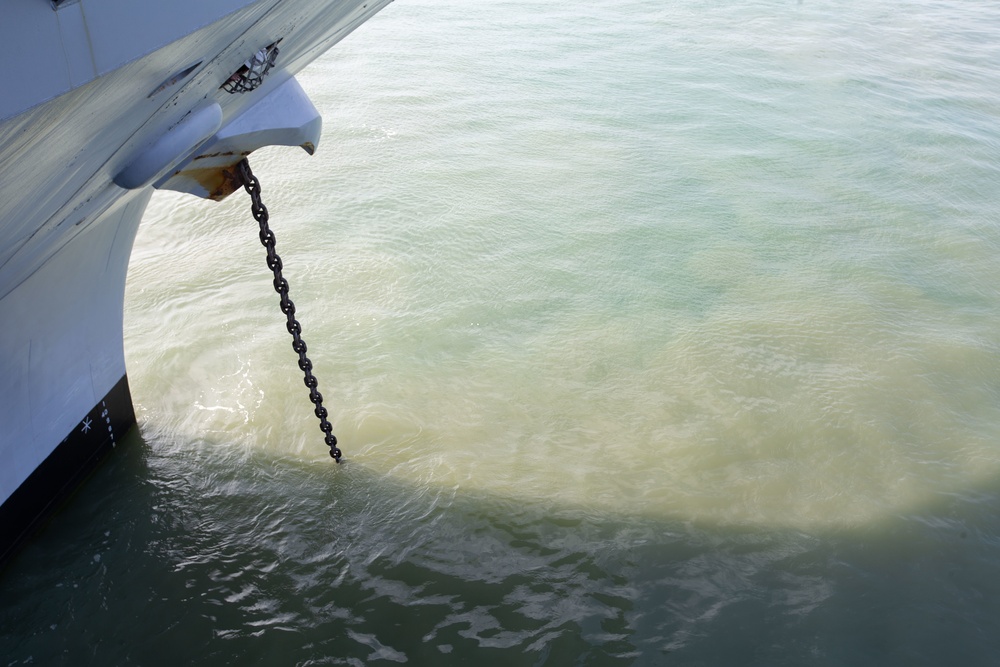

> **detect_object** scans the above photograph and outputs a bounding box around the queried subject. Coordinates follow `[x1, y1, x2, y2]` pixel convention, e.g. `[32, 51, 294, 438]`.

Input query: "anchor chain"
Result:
[237, 159, 342, 462]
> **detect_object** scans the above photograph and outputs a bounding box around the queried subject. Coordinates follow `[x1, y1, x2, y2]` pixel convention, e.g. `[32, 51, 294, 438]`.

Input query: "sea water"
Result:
[4, 0, 1000, 663]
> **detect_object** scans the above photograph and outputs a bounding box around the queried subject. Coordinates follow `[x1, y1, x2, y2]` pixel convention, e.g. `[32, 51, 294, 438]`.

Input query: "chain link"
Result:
[237, 159, 342, 462]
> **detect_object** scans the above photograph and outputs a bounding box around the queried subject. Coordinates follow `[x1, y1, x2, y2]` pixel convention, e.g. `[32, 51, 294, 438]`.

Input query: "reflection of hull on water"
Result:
[0, 0, 393, 566]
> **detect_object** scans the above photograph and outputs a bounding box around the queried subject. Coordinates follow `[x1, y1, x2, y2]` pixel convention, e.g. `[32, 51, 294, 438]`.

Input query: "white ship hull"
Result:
[0, 0, 393, 564]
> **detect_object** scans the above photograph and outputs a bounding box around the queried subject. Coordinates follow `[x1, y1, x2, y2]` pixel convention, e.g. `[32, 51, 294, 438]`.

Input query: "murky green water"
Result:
[5, 0, 1000, 663]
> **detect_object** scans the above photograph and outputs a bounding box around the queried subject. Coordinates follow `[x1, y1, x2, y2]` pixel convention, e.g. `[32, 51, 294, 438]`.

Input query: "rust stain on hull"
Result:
[192, 150, 251, 161]
[180, 162, 244, 201]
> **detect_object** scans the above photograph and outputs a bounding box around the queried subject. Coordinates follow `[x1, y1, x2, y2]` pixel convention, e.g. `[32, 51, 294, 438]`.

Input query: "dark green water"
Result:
[5, 0, 1000, 663]
[4, 428, 999, 664]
